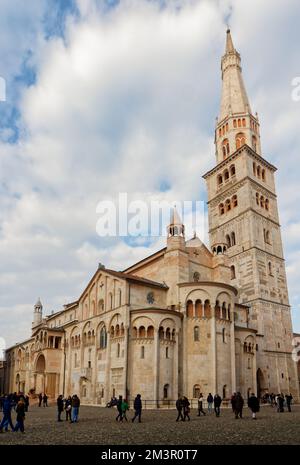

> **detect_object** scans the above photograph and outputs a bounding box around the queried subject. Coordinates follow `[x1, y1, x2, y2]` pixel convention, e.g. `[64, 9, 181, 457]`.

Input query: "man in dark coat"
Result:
[207, 393, 213, 414]
[248, 393, 260, 419]
[234, 392, 244, 419]
[14, 397, 25, 432]
[175, 396, 184, 422]
[57, 395, 64, 421]
[38, 393, 43, 407]
[214, 394, 222, 417]
[285, 394, 293, 412]
[42, 393, 48, 407]
[131, 394, 142, 423]
[115, 395, 123, 422]
[182, 397, 190, 421]
[277, 393, 284, 413]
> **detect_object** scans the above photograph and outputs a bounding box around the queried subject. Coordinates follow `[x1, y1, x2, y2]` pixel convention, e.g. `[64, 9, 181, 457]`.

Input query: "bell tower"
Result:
[32, 298, 43, 328]
[203, 30, 299, 398]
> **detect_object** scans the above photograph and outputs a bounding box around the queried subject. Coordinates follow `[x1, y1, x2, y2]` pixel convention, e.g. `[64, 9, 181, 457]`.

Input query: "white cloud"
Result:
[0, 0, 300, 346]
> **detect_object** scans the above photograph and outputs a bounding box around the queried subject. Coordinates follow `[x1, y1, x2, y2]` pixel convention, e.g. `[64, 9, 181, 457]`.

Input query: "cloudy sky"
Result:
[0, 0, 300, 348]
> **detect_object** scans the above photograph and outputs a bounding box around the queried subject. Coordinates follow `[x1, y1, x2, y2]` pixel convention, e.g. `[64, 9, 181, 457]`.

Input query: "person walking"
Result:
[24, 395, 29, 412]
[278, 393, 284, 413]
[175, 396, 184, 422]
[0, 395, 14, 432]
[57, 395, 64, 422]
[285, 393, 293, 412]
[115, 395, 123, 422]
[42, 393, 48, 407]
[214, 394, 222, 417]
[207, 393, 213, 414]
[231, 392, 237, 413]
[14, 397, 25, 433]
[182, 397, 190, 421]
[65, 396, 72, 422]
[71, 394, 80, 423]
[197, 393, 206, 416]
[234, 392, 244, 419]
[38, 393, 43, 407]
[131, 394, 142, 423]
[248, 393, 260, 420]
[121, 399, 129, 422]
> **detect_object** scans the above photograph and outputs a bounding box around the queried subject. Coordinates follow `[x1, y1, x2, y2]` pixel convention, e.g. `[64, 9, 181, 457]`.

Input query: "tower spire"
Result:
[214, 29, 261, 163]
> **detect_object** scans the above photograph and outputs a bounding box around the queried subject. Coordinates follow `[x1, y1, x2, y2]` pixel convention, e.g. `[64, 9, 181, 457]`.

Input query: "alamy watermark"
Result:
[291, 77, 300, 102]
[0, 337, 6, 362]
[96, 194, 205, 238]
[292, 336, 300, 363]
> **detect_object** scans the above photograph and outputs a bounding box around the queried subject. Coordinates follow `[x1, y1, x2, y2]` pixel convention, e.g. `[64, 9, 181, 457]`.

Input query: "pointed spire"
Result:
[225, 29, 235, 53]
[219, 29, 251, 121]
[170, 205, 182, 226]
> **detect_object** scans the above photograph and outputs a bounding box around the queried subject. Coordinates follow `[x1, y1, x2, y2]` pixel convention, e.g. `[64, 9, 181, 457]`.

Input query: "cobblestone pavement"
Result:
[0, 404, 299, 445]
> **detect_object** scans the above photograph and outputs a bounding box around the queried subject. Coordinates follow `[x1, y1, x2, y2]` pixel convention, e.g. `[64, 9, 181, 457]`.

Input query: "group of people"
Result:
[114, 394, 142, 423]
[175, 392, 260, 420]
[262, 392, 293, 412]
[0, 393, 29, 433]
[56, 394, 81, 423]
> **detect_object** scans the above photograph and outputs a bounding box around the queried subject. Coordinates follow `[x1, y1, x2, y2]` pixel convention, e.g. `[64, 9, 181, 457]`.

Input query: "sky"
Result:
[0, 0, 300, 348]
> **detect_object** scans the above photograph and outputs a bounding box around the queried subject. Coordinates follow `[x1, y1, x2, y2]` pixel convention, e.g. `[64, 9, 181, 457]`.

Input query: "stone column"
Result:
[211, 307, 217, 394]
[173, 331, 179, 400]
[123, 326, 129, 399]
[153, 329, 159, 407]
[252, 346, 257, 396]
[230, 320, 236, 393]
[104, 332, 111, 403]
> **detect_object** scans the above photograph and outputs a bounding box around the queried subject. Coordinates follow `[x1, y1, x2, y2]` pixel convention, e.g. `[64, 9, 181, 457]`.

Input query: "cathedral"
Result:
[1, 30, 299, 404]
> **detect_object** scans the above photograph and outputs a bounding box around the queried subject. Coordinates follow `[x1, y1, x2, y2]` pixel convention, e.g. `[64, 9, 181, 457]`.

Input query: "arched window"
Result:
[166, 328, 171, 340]
[230, 265, 236, 279]
[98, 299, 104, 313]
[132, 326, 137, 338]
[141, 346, 145, 359]
[195, 300, 202, 318]
[100, 327, 107, 349]
[236, 132, 246, 149]
[194, 326, 200, 342]
[225, 198, 231, 212]
[117, 343, 120, 358]
[193, 384, 201, 398]
[222, 303, 227, 319]
[233, 119, 237, 128]
[260, 195, 264, 207]
[147, 326, 154, 338]
[252, 135, 257, 152]
[115, 324, 120, 337]
[231, 231, 236, 246]
[217, 174, 223, 186]
[166, 347, 169, 359]
[265, 230, 270, 244]
[238, 119, 241, 127]
[253, 162, 256, 175]
[262, 169, 266, 181]
[219, 203, 225, 215]
[186, 300, 193, 318]
[222, 139, 230, 159]
[242, 118, 246, 127]
[256, 192, 259, 205]
[257, 165, 261, 178]
[268, 261, 272, 276]
[159, 327, 164, 339]
[232, 195, 238, 207]
[215, 300, 221, 319]
[224, 169, 229, 181]
[226, 234, 231, 247]
[230, 164, 236, 176]
[139, 326, 146, 338]
[163, 384, 169, 399]
[217, 245, 222, 254]
[204, 300, 211, 318]
[265, 198, 269, 211]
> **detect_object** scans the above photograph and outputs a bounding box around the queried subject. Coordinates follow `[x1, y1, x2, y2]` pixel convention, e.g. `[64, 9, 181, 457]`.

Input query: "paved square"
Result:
[0, 404, 300, 445]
